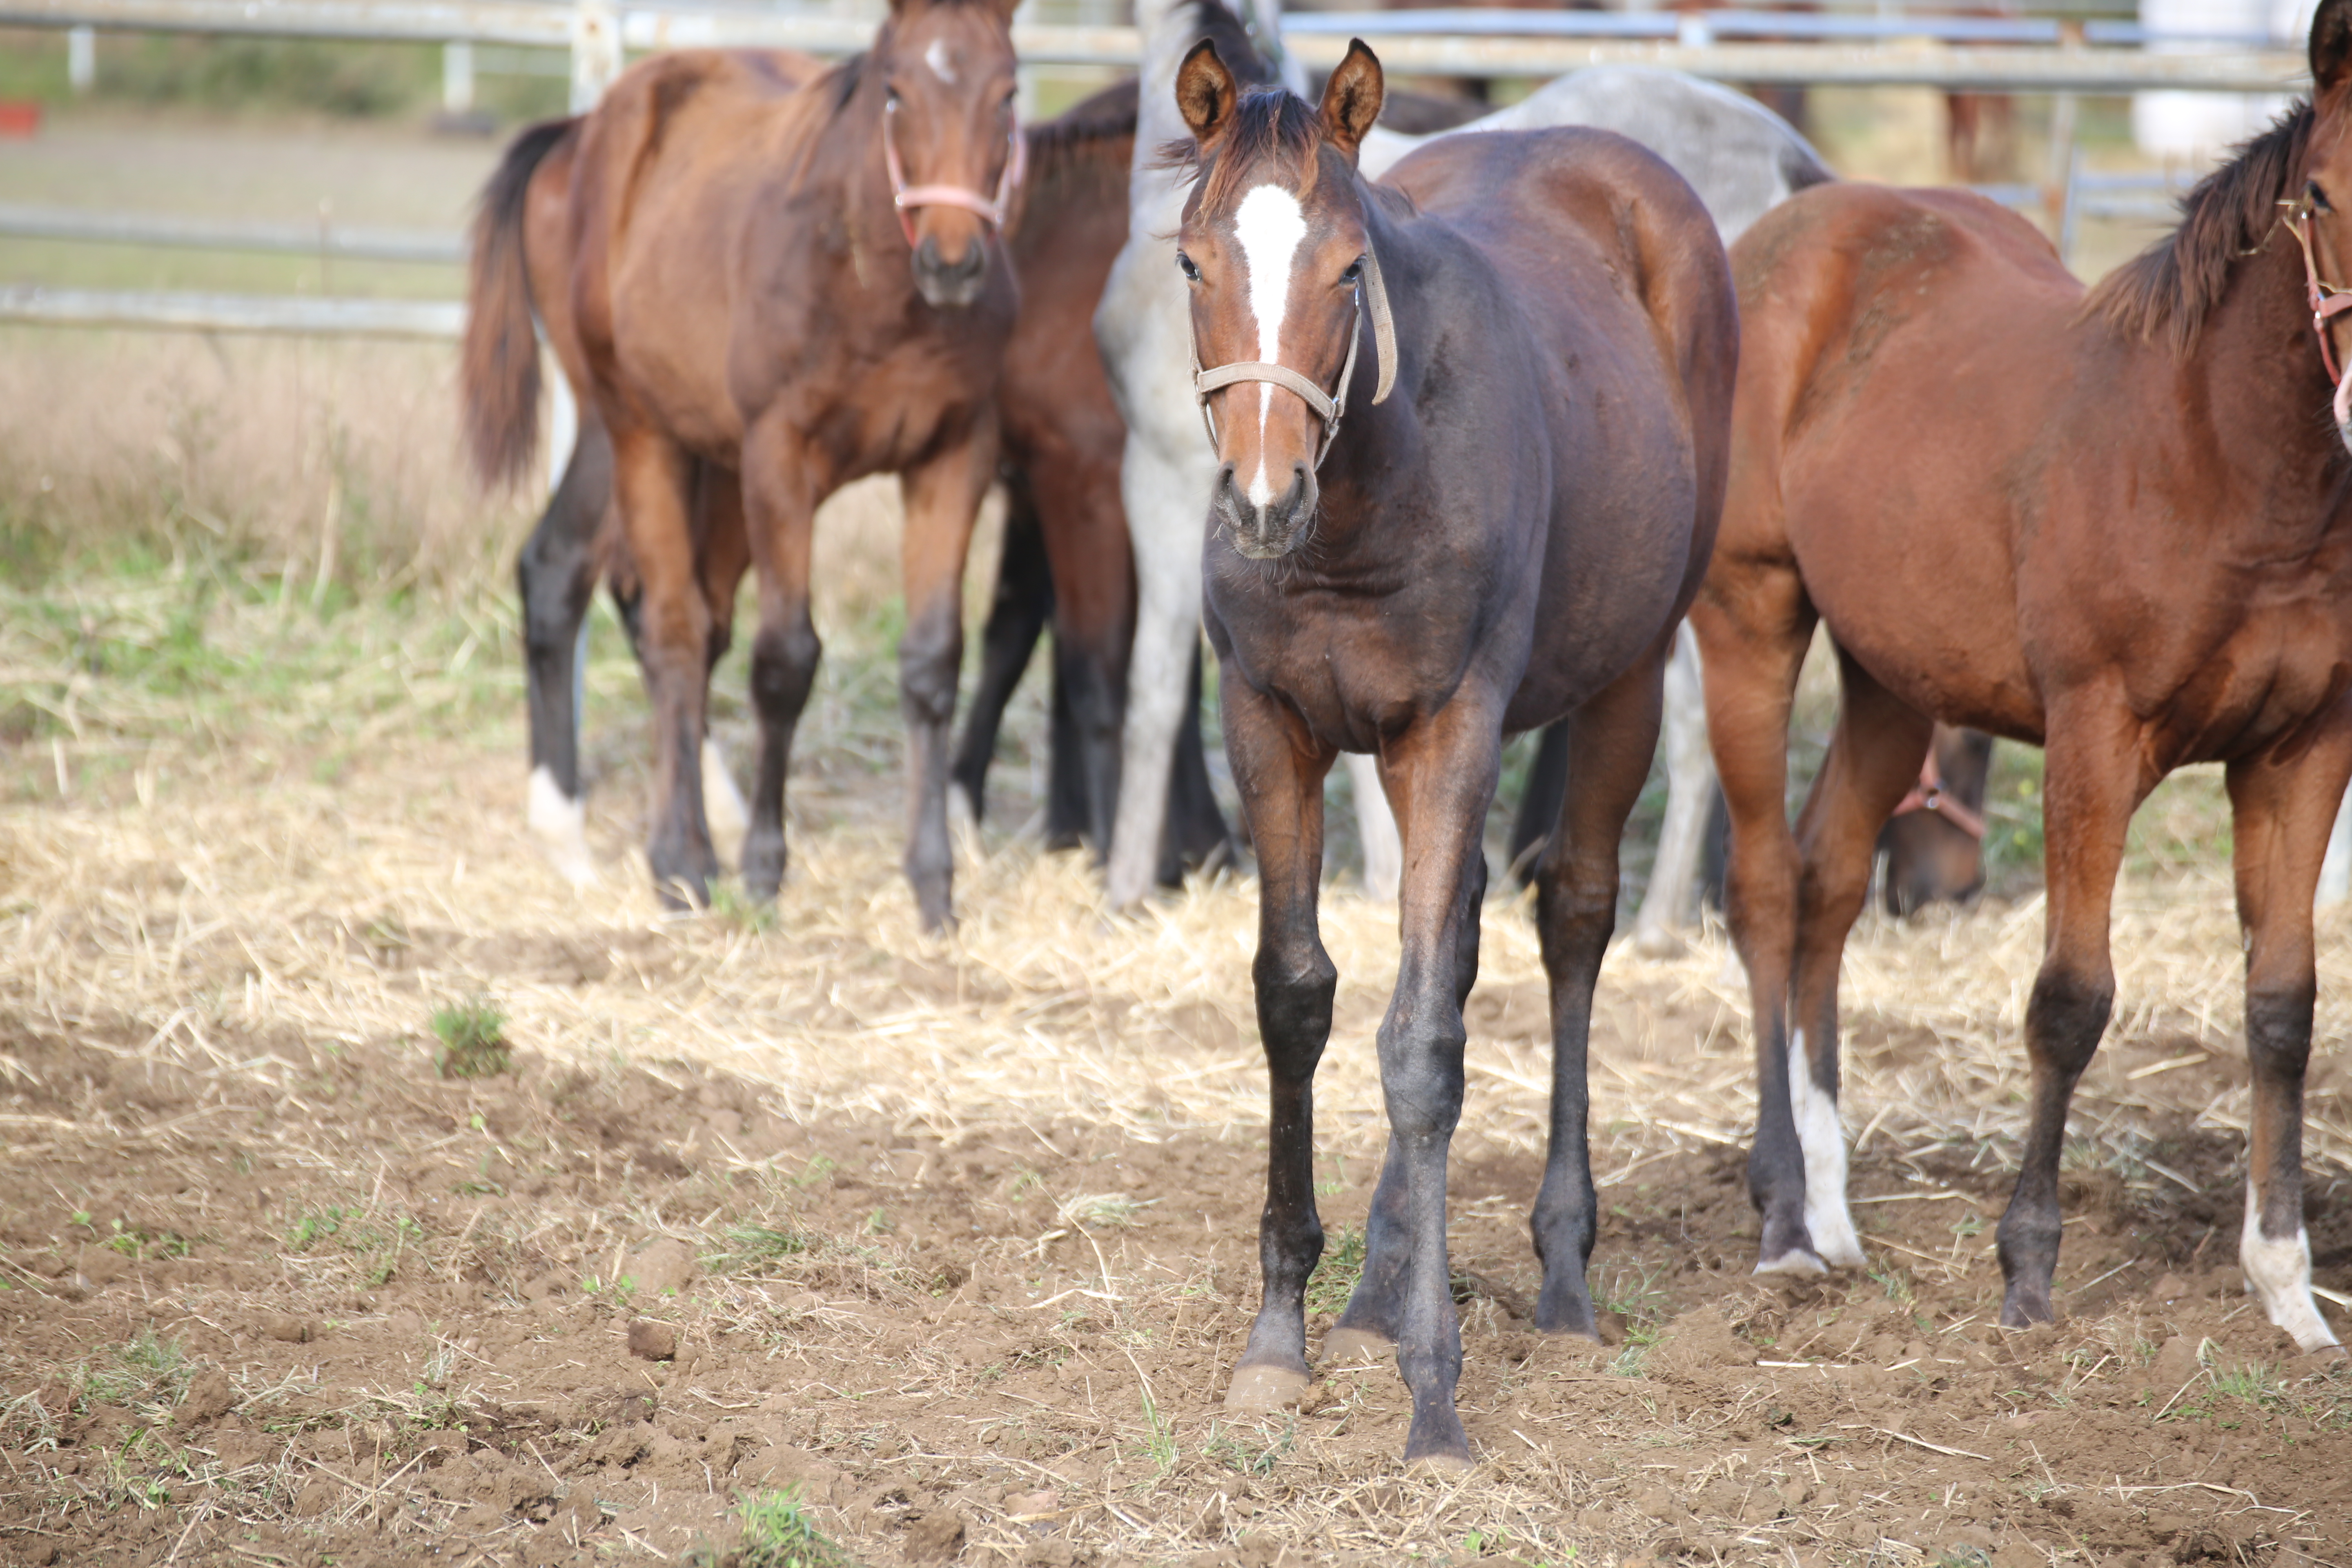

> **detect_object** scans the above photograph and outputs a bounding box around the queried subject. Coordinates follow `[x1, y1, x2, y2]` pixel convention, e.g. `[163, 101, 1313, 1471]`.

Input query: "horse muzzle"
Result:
[1214, 461, 1317, 560]
[912, 234, 989, 310]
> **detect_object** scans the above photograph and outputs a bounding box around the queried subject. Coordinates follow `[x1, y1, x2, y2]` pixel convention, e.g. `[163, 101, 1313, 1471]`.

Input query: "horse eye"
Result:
[1176, 251, 1200, 282]
[886, 86, 902, 109]
[2314, 180, 2336, 215]
[1341, 256, 1364, 285]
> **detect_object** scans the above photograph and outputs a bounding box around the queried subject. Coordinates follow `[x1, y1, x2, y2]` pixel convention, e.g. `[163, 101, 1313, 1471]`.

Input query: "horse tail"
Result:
[462, 116, 575, 490]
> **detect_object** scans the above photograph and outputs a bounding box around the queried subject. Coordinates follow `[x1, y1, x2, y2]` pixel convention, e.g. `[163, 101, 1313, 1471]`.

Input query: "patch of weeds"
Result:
[430, 993, 510, 1079]
[708, 881, 778, 935]
[1594, 1262, 1666, 1376]
[863, 1207, 894, 1235]
[286, 1205, 356, 1250]
[100, 1219, 195, 1262]
[1951, 1211, 1986, 1243]
[733, 1485, 849, 1568]
[2207, 1359, 2289, 1415]
[76, 1329, 191, 1414]
[1004, 1166, 1044, 1201]
[1055, 1192, 1151, 1229]
[0, 1388, 61, 1452]
[1935, 1550, 1992, 1568]
[706, 1222, 820, 1274]
[1870, 1265, 1917, 1307]
[1205, 1415, 1294, 1477]
[792, 1154, 839, 1191]
[1305, 1225, 1366, 1318]
[1137, 1384, 1179, 1477]
[1314, 1154, 1350, 1198]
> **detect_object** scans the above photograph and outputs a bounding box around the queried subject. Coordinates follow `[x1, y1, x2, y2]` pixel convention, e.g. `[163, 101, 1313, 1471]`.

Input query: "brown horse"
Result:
[1174, 42, 1736, 1462]
[1696, 0, 2352, 1350]
[463, 0, 1023, 926]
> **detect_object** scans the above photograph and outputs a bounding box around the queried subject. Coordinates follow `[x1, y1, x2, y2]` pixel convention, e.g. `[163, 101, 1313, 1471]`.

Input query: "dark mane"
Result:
[1013, 77, 1138, 235]
[2085, 100, 2314, 356]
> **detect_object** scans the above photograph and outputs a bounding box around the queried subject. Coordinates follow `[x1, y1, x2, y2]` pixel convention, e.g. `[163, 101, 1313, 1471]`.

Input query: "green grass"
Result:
[430, 994, 510, 1079]
[734, 1486, 849, 1568]
[1305, 1225, 1367, 1319]
[706, 1223, 820, 1275]
[75, 1330, 191, 1415]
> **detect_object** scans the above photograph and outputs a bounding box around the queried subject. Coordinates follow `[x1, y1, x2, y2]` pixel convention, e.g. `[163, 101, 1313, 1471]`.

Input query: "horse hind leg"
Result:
[2225, 733, 2352, 1351]
[1528, 649, 1664, 1335]
[1777, 650, 1936, 1274]
[694, 461, 754, 866]
[519, 414, 614, 887]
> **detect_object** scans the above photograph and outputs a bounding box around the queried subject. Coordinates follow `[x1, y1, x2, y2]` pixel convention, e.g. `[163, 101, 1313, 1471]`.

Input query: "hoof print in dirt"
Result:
[627, 1318, 679, 1361]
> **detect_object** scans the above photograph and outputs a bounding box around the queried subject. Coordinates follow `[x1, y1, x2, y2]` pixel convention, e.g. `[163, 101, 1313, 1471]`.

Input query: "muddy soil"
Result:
[4, 1006, 2351, 1568]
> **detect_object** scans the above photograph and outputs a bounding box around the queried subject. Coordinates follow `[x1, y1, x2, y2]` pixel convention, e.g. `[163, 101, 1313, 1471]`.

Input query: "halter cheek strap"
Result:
[883, 100, 1027, 252]
[2282, 195, 2352, 430]
[1189, 239, 1397, 469]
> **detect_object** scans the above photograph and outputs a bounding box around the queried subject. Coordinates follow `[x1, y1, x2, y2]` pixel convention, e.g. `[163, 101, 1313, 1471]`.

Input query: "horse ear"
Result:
[1176, 40, 1240, 149]
[2315, 0, 2352, 96]
[1317, 39, 1384, 163]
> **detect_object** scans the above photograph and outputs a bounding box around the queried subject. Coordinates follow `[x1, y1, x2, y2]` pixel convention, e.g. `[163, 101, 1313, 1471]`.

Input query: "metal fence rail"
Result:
[0, 285, 465, 338]
[0, 0, 2319, 89]
[0, 204, 465, 264]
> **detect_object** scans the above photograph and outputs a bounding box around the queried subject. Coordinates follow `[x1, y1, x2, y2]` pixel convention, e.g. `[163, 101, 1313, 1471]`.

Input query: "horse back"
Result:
[1388, 127, 1740, 700]
[566, 49, 835, 432]
[1719, 183, 2082, 739]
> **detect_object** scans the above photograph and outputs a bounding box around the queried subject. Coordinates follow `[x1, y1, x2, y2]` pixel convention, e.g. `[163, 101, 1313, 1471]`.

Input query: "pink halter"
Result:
[882, 98, 1026, 252]
[2282, 194, 2352, 431]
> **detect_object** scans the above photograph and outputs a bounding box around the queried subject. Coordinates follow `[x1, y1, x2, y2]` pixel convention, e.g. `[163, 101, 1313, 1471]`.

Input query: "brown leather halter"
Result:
[1891, 753, 1987, 841]
[882, 98, 1026, 252]
[1189, 239, 1398, 468]
[2281, 192, 2352, 429]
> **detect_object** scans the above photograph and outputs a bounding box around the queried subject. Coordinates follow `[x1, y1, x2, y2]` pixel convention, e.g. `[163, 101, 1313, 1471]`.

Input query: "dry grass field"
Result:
[7, 91, 2352, 1568]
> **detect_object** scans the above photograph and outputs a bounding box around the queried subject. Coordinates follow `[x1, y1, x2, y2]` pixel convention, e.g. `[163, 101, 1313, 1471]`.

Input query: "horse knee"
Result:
[897, 618, 961, 728]
[751, 619, 821, 723]
[2246, 980, 2317, 1083]
[1252, 945, 1336, 1076]
[1535, 866, 1615, 968]
[2024, 965, 2113, 1083]
[1377, 1015, 1468, 1143]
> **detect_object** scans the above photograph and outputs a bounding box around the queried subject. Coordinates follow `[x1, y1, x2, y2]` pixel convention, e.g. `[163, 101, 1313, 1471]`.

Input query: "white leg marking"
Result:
[1231, 184, 1306, 508]
[702, 737, 749, 864]
[1789, 1028, 1865, 1268]
[1344, 752, 1401, 903]
[528, 764, 597, 888]
[2241, 1183, 2339, 1352]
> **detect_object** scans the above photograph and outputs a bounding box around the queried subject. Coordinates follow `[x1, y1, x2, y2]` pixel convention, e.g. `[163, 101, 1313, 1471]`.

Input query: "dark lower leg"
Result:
[954, 497, 1052, 828]
[1161, 643, 1232, 884]
[1995, 965, 2111, 1324]
[1508, 723, 1571, 886]
[898, 593, 963, 930]
[742, 607, 820, 900]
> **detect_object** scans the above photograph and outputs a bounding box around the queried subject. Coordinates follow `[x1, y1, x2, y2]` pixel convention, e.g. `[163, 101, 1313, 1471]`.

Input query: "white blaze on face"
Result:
[923, 37, 956, 85]
[1230, 183, 1307, 508]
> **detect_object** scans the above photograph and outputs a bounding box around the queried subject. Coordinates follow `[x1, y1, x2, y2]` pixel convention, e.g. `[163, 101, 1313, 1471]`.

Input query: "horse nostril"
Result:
[915, 235, 941, 274]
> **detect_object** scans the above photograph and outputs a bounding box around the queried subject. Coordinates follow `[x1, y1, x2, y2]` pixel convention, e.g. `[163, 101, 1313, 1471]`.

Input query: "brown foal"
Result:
[463, 0, 1024, 925]
[1697, 0, 2352, 1350]
[1175, 42, 1737, 1462]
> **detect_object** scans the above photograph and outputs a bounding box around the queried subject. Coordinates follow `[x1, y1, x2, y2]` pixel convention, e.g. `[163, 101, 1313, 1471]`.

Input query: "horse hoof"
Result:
[1224, 1363, 1310, 1413]
[1630, 923, 1686, 960]
[1753, 1248, 1829, 1278]
[1320, 1327, 1394, 1368]
[1405, 1451, 1474, 1477]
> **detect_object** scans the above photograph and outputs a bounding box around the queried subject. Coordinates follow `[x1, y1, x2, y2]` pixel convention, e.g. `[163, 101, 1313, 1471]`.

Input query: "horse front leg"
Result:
[1221, 670, 1337, 1415]
[738, 419, 824, 906]
[610, 422, 716, 907]
[1106, 434, 1211, 909]
[896, 416, 997, 931]
[1996, 698, 2145, 1326]
[1373, 699, 1503, 1468]
[2225, 727, 2352, 1352]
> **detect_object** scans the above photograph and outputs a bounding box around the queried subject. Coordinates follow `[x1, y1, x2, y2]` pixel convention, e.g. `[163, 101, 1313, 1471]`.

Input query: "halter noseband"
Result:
[1188, 239, 1398, 468]
[2281, 192, 2352, 430]
[883, 97, 1027, 252]
[1890, 753, 1986, 842]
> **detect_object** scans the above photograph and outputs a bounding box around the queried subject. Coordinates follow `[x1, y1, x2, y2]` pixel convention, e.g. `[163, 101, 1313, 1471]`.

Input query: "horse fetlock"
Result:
[749, 626, 821, 720]
[2024, 967, 2114, 1079]
[1400, 1385, 1471, 1468]
[741, 829, 788, 903]
[1532, 1269, 1601, 1339]
[1994, 1206, 2062, 1325]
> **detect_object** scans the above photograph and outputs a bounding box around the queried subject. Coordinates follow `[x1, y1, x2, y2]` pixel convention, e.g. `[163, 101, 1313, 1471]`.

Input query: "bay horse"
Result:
[1696, 0, 2352, 1350]
[1097, 0, 1827, 913]
[1174, 42, 1737, 1462]
[462, 0, 1024, 926]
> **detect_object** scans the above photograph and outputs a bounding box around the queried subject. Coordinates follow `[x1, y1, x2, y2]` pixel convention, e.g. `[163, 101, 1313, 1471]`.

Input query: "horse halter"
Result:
[2280, 192, 2352, 430]
[882, 96, 1026, 252]
[1189, 240, 1398, 468]
[1890, 753, 1986, 842]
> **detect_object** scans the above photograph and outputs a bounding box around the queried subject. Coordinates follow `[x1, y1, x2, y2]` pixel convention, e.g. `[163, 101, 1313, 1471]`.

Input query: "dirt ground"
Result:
[6, 690, 2352, 1568]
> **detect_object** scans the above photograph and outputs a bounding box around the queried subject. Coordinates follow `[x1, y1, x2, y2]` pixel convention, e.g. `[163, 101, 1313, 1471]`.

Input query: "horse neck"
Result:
[2171, 235, 2352, 521]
